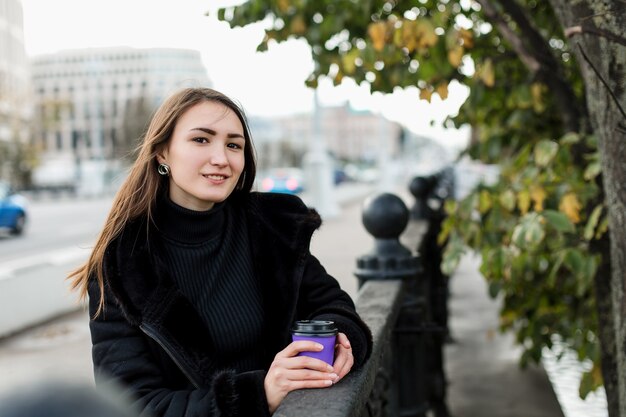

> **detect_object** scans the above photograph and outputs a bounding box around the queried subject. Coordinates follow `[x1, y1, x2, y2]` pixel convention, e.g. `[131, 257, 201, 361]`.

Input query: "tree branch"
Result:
[498, 0, 558, 67]
[477, 0, 582, 132]
[565, 24, 626, 47]
[475, 0, 541, 72]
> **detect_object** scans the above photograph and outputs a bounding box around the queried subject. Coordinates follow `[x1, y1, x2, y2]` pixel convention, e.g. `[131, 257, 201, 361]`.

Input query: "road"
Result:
[0, 196, 113, 267]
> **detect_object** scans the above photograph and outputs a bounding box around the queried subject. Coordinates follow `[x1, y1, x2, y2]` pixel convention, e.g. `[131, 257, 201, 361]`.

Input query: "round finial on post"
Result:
[362, 192, 409, 240]
[355, 193, 420, 285]
[409, 176, 431, 201]
[409, 175, 436, 220]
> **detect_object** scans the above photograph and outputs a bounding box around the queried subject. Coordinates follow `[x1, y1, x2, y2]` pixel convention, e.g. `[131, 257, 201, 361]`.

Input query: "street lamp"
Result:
[303, 88, 339, 219]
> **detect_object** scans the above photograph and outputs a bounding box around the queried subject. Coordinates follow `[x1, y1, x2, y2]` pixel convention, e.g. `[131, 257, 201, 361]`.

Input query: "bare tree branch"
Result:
[475, 0, 540, 72]
[476, 0, 583, 132]
[565, 24, 626, 47]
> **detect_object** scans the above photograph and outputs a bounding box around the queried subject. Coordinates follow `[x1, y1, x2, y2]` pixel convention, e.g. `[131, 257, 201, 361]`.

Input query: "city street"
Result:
[0, 179, 606, 417]
[0, 183, 378, 396]
[0, 195, 113, 266]
[0, 184, 570, 417]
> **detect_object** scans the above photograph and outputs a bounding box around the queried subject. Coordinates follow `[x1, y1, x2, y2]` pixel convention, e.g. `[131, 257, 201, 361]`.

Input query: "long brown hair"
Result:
[68, 87, 257, 317]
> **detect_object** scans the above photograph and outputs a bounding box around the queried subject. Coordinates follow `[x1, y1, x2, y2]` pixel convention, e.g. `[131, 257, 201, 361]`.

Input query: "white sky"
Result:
[19, 0, 470, 150]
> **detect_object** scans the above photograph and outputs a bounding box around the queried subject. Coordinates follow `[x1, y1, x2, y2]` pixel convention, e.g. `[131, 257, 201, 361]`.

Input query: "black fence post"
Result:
[355, 193, 430, 417]
[408, 174, 437, 221]
[410, 167, 456, 417]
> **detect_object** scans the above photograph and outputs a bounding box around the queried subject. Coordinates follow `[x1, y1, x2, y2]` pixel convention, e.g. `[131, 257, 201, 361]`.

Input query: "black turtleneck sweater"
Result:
[153, 196, 265, 372]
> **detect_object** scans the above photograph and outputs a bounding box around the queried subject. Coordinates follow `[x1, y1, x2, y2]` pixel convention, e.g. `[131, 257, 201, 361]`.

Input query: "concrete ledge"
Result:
[0, 264, 83, 338]
[274, 280, 404, 417]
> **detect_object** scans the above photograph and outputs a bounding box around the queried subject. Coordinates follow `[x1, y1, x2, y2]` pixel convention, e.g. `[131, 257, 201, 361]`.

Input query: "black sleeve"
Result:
[296, 254, 373, 367]
[88, 282, 271, 417]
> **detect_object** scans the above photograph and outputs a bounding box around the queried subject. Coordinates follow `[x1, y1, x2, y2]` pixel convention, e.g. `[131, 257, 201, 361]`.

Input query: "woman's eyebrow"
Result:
[190, 127, 244, 139]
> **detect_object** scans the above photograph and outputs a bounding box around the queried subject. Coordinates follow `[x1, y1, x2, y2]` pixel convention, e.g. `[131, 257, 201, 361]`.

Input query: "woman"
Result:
[69, 87, 372, 416]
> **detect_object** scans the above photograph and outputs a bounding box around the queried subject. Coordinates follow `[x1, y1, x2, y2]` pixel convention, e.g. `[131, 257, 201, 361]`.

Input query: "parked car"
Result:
[333, 168, 350, 185]
[0, 182, 28, 235]
[259, 168, 305, 195]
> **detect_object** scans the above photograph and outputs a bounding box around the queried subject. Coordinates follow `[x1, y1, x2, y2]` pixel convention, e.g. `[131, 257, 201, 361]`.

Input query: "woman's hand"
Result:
[331, 332, 354, 384]
[264, 340, 337, 413]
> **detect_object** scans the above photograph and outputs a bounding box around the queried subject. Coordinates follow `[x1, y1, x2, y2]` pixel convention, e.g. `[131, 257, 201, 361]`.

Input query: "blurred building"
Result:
[248, 117, 285, 171]
[277, 103, 403, 164]
[30, 47, 210, 194]
[0, 0, 33, 182]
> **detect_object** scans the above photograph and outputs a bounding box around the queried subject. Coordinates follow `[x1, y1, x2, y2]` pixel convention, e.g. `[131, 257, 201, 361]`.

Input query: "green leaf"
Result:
[499, 189, 516, 212]
[478, 190, 491, 214]
[542, 209, 575, 233]
[512, 213, 545, 248]
[584, 205, 603, 240]
[481, 247, 506, 280]
[579, 372, 593, 399]
[579, 363, 603, 399]
[559, 132, 581, 145]
[564, 249, 584, 274]
[596, 215, 609, 239]
[577, 256, 598, 297]
[534, 140, 559, 167]
[441, 235, 466, 275]
[547, 251, 565, 288]
[488, 281, 501, 298]
[584, 161, 601, 181]
[444, 199, 457, 215]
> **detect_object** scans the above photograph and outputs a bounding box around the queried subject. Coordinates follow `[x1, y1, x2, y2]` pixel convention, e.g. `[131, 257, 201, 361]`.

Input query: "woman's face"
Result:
[157, 100, 246, 211]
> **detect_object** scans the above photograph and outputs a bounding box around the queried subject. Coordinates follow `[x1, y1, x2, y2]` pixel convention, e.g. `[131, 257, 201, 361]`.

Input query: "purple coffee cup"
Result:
[291, 320, 338, 366]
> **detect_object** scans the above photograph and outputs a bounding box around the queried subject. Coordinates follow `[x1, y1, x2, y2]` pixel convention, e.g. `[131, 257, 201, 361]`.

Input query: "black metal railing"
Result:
[276, 168, 456, 417]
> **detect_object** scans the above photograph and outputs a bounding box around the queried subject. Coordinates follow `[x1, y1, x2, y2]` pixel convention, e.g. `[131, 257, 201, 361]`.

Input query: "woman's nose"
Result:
[209, 146, 228, 166]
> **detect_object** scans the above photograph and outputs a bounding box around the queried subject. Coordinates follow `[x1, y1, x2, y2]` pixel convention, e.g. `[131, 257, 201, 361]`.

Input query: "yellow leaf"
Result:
[478, 59, 495, 87]
[517, 189, 531, 215]
[277, 0, 290, 13]
[531, 82, 546, 112]
[419, 88, 433, 102]
[290, 15, 307, 35]
[415, 19, 438, 49]
[479, 189, 492, 213]
[341, 49, 359, 75]
[530, 185, 547, 212]
[399, 19, 437, 52]
[459, 28, 474, 48]
[401, 20, 418, 52]
[447, 45, 464, 68]
[333, 71, 344, 85]
[368, 22, 388, 52]
[393, 26, 404, 48]
[559, 193, 582, 224]
[436, 82, 449, 100]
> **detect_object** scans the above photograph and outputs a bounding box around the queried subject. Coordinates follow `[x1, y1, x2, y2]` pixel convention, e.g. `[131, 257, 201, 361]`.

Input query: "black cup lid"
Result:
[292, 320, 338, 335]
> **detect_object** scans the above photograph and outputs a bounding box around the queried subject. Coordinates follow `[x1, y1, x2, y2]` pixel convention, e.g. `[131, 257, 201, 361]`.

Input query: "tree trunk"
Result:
[549, 1, 626, 416]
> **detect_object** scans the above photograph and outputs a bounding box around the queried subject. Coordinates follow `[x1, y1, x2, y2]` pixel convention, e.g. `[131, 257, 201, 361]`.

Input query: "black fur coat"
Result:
[88, 192, 373, 417]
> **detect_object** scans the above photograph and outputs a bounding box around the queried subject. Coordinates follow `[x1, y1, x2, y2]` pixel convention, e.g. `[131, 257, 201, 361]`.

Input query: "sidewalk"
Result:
[0, 189, 564, 416]
[445, 253, 563, 417]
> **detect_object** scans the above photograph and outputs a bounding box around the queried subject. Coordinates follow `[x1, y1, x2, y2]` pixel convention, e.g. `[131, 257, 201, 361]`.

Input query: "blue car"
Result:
[259, 168, 305, 195]
[0, 182, 27, 235]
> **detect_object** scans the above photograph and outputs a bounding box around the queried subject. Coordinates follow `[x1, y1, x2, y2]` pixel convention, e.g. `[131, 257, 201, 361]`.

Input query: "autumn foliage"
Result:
[217, 0, 609, 398]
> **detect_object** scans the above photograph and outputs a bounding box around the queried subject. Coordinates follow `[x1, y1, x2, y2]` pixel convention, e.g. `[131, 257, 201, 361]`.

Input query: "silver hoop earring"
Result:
[157, 163, 170, 176]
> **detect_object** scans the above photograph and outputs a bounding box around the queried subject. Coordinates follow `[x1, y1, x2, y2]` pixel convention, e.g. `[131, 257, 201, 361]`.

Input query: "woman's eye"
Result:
[193, 137, 208, 143]
[227, 143, 243, 150]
